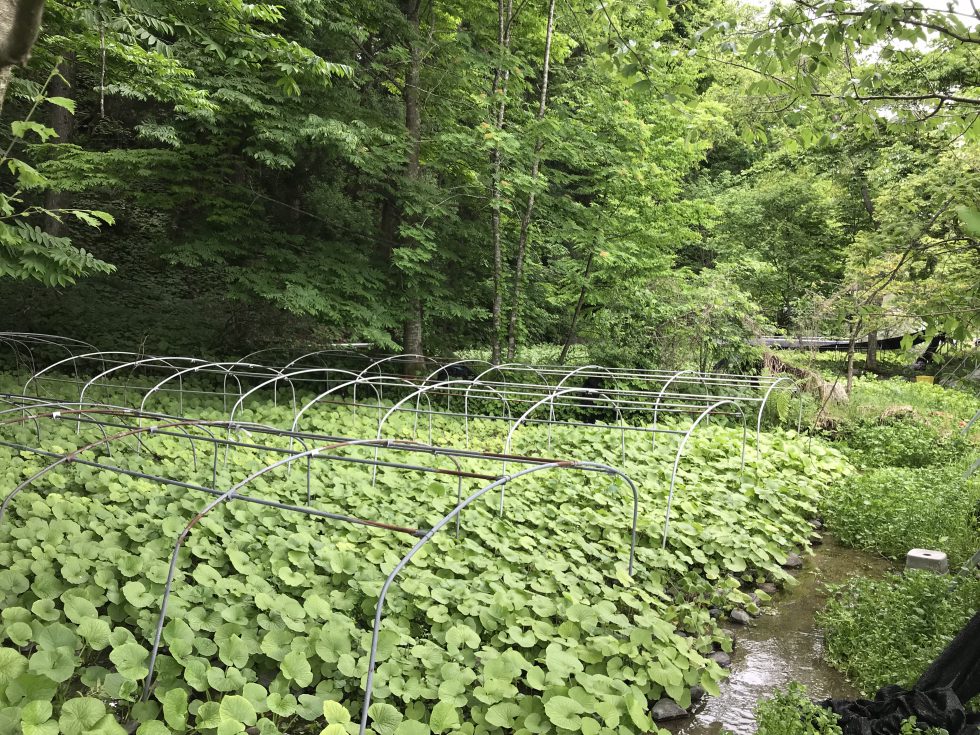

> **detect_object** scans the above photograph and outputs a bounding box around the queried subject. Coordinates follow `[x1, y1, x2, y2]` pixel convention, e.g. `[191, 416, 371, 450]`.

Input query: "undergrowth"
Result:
[754, 683, 842, 735]
[822, 465, 980, 566]
[836, 418, 969, 469]
[818, 571, 980, 696]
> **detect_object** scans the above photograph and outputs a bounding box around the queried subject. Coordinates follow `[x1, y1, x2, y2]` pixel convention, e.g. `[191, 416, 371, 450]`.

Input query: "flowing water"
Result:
[664, 537, 895, 735]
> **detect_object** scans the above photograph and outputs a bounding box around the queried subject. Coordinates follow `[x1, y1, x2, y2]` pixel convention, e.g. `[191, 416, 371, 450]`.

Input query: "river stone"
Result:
[783, 552, 804, 569]
[748, 592, 761, 607]
[690, 685, 706, 704]
[809, 518, 823, 530]
[760, 582, 778, 596]
[810, 532, 824, 546]
[709, 607, 722, 619]
[651, 698, 688, 721]
[708, 650, 732, 668]
[729, 609, 752, 625]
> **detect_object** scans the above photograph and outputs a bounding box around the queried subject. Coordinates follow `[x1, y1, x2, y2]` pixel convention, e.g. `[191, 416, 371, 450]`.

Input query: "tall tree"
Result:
[0, 0, 44, 112]
[505, 0, 557, 359]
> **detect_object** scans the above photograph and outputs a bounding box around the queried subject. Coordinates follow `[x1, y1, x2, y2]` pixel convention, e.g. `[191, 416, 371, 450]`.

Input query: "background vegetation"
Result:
[0, 0, 977, 364]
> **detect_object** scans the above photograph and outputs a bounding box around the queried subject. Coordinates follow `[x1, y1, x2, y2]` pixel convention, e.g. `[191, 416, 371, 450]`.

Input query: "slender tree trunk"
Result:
[864, 292, 882, 372]
[0, 67, 11, 116]
[400, 0, 424, 370]
[845, 316, 863, 394]
[505, 0, 556, 359]
[558, 249, 594, 364]
[865, 330, 878, 372]
[403, 297, 423, 371]
[43, 53, 75, 236]
[0, 0, 45, 113]
[489, 0, 513, 363]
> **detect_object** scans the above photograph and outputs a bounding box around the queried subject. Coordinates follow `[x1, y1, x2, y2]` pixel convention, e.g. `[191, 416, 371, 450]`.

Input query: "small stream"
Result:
[664, 537, 895, 735]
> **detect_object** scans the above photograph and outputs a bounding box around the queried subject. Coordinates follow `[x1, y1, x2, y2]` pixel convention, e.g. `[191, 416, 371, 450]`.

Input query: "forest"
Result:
[0, 0, 977, 362]
[0, 2, 979, 735]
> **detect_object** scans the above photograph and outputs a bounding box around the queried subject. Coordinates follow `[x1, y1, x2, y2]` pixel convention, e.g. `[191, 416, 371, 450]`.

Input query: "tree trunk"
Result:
[558, 249, 593, 364]
[0, 0, 45, 113]
[43, 53, 75, 236]
[403, 296, 423, 371]
[0, 67, 11, 116]
[845, 316, 863, 394]
[865, 330, 878, 372]
[489, 0, 513, 364]
[505, 0, 556, 360]
[400, 0, 424, 371]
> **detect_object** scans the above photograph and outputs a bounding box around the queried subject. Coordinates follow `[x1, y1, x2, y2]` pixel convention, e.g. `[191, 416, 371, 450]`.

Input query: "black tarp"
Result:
[819, 611, 980, 735]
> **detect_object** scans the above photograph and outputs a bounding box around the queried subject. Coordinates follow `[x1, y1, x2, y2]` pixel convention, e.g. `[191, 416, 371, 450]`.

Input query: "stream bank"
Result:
[664, 537, 894, 735]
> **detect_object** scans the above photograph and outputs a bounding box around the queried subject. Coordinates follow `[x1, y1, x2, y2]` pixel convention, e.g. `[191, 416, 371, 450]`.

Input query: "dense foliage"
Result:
[837, 419, 969, 470]
[823, 465, 980, 567]
[753, 683, 843, 735]
[818, 571, 980, 696]
[0, 0, 976, 360]
[0, 372, 847, 734]
[819, 378, 980, 565]
[815, 375, 980, 713]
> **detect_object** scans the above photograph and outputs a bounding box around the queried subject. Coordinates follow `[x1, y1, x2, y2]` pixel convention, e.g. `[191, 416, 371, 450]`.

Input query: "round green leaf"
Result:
[219, 695, 257, 726]
[368, 703, 403, 735]
[544, 696, 584, 730]
[59, 697, 107, 735]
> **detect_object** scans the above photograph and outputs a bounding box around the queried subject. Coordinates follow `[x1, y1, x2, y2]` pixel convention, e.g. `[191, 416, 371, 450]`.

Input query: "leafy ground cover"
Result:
[814, 375, 980, 716]
[822, 465, 980, 567]
[818, 571, 980, 696]
[0, 373, 846, 734]
[819, 378, 980, 566]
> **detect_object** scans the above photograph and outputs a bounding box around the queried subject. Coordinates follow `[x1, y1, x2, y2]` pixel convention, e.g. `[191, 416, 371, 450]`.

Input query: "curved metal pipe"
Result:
[504, 387, 625, 510]
[358, 459, 639, 734]
[662, 400, 747, 548]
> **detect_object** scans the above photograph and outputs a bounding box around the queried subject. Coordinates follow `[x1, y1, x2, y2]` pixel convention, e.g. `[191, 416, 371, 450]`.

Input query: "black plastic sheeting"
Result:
[819, 611, 980, 734]
[820, 686, 979, 735]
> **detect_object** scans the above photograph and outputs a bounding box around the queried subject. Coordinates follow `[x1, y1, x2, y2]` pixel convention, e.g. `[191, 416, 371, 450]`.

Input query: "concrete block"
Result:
[905, 548, 948, 574]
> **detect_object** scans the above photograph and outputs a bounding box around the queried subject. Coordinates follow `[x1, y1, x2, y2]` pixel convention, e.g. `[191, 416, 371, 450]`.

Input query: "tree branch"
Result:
[811, 91, 980, 106]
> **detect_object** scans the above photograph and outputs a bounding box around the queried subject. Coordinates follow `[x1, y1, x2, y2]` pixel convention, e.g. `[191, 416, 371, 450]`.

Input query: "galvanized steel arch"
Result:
[651, 369, 713, 448]
[227, 368, 362, 426]
[141, 438, 485, 699]
[0, 417, 230, 527]
[282, 349, 373, 370]
[662, 399, 747, 548]
[373, 379, 514, 479]
[23, 351, 146, 396]
[503, 387, 626, 507]
[375, 379, 513, 442]
[462, 363, 552, 446]
[755, 376, 805, 462]
[552, 363, 618, 392]
[357, 353, 442, 381]
[137, 361, 293, 415]
[78, 356, 229, 415]
[288, 375, 409, 438]
[422, 359, 494, 384]
[358, 459, 640, 734]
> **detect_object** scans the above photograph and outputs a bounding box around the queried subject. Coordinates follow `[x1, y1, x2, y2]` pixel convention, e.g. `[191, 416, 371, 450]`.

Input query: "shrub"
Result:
[822, 465, 980, 565]
[818, 570, 980, 695]
[837, 418, 969, 469]
[833, 379, 980, 436]
[754, 683, 843, 735]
